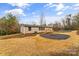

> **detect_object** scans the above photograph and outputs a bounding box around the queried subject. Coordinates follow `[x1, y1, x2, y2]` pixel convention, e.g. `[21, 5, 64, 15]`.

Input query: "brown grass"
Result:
[0, 31, 79, 56]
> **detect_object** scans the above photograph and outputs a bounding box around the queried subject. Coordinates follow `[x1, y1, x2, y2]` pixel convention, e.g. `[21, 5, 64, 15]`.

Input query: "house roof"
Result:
[20, 24, 53, 28]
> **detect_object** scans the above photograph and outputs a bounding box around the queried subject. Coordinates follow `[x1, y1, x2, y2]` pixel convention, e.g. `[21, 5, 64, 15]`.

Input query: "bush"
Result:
[0, 30, 6, 35]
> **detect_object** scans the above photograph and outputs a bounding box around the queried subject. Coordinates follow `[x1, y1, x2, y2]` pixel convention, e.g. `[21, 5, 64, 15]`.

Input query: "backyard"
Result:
[0, 31, 79, 56]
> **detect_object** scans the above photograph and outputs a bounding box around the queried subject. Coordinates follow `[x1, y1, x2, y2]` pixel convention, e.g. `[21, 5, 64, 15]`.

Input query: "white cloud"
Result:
[63, 6, 70, 11]
[8, 3, 30, 8]
[45, 3, 65, 11]
[55, 3, 64, 11]
[45, 3, 70, 16]
[56, 4, 70, 15]
[31, 11, 40, 18]
[55, 3, 70, 11]
[74, 3, 79, 6]
[69, 4, 79, 10]
[72, 4, 79, 10]
[5, 8, 26, 16]
[44, 3, 71, 16]
[56, 4, 71, 16]
[57, 11, 63, 15]
[74, 7, 79, 10]
[44, 3, 56, 7]
[45, 16, 63, 24]
[44, 3, 52, 7]
[32, 12, 36, 15]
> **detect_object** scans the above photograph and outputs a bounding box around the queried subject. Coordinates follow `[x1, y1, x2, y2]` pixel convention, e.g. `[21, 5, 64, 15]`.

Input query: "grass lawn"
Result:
[0, 31, 79, 56]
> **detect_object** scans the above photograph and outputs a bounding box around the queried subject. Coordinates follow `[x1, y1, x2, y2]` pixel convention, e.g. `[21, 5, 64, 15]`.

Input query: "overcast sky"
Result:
[0, 3, 79, 25]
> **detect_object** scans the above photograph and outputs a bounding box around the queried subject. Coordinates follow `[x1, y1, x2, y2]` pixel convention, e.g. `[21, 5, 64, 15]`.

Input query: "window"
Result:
[28, 27, 31, 31]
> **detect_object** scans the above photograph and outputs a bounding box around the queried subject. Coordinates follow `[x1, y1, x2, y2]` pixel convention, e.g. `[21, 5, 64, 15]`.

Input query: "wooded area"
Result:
[0, 13, 20, 35]
[52, 13, 79, 31]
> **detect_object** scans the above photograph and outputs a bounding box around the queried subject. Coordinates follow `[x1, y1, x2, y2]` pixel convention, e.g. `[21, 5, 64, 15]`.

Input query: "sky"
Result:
[0, 3, 79, 25]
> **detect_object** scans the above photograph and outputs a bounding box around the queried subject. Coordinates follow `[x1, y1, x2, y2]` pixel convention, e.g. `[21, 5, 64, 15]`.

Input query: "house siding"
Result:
[20, 25, 53, 34]
[45, 28, 53, 32]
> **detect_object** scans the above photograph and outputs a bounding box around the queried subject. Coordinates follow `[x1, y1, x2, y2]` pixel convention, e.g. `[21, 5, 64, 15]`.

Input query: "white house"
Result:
[20, 24, 53, 34]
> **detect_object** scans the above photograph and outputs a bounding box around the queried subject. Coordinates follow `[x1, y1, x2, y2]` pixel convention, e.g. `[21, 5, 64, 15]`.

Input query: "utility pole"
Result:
[40, 12, 43, 26]
[40, 11, 46, 26]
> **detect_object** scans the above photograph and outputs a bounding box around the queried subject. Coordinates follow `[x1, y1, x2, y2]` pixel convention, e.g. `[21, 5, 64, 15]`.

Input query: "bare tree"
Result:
[65, 14, 72, 29]
[48, 23, 53, 27]
[53, 22, 62, 31]
[72, 13, 79, 30]
[61, 14, 72, 30]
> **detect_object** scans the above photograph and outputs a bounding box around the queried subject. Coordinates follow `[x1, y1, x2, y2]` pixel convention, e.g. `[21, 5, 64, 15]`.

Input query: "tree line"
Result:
[0, 13, 20, 35]
[52, 13, 79, 31]
[0, 12, 79, 35]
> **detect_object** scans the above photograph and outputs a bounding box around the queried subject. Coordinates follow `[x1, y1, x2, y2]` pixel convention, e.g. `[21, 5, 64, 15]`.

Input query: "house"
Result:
[20, 24, 53, 34]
